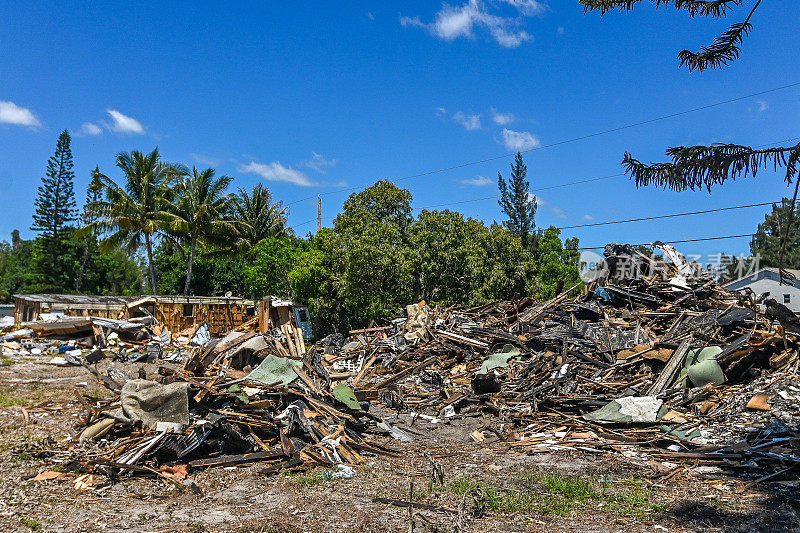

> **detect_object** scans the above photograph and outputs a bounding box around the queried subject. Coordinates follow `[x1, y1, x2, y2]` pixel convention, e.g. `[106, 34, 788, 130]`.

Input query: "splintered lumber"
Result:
[281, 325, 299, 358]
[435, 330, 489, 349]
[349, 326, 391, 334]
[647, 340, 691, 395]
[374, 356, 438, 390]
[188, 450, 286, 469]
[293, 325, 306, 355]
[187, 331, 258, 372]
[511, 282, 582, 329]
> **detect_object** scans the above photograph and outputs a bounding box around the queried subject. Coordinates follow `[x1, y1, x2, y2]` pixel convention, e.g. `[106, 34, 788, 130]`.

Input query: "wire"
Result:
[415, 173, 625, 210]
[577, 234, 755, 251]
[286, 81, 800, 207]
[290, 135, 800, 232]
[292, 217, 319, 228]
[556, 201, 774, 231]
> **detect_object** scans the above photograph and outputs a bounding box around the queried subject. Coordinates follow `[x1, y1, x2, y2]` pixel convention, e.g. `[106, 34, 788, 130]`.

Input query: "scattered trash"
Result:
[325, 464, 356, 479]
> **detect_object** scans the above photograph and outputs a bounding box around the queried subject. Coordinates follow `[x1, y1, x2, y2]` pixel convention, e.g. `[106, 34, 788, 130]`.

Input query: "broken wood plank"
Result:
[647, 340, 692, 396]
[188, 450, 285, 469]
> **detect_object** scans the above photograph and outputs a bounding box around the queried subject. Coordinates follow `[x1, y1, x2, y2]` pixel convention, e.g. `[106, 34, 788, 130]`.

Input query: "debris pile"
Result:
[69, 325, 396, 482]
[5, 241, 800, 485]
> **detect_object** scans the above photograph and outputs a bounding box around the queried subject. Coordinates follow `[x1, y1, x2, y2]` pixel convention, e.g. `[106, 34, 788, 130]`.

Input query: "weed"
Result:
[0, 392, 26, 407]
[286, 470, 328, 487]
[20, 517, 43, 531]
[441, 468, 667, 520]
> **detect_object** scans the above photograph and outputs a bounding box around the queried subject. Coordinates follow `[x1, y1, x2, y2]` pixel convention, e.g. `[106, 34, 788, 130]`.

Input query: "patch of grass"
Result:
[1, 355, 14, 365]
[188, 522, 206, 532]
[20, 517, 43, 531]
[442, 468, 666, 520]
[0, 391, 26, 407]
[285, 469, 329, 487]
[449, 476, 482, 495]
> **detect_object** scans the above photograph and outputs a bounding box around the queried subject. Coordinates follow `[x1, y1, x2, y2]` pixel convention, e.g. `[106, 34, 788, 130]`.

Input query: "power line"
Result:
[556, 201, 775, 231]
[288, 135, 800, 231]
[415, 173, 625, 211]
[577, 233, 755, 251]
[286, 81, 800, 207]
[401, 135, 799, 214]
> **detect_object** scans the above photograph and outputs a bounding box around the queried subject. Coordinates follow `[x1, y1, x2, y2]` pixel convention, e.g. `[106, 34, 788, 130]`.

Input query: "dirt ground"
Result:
[1, 355, 799, 533]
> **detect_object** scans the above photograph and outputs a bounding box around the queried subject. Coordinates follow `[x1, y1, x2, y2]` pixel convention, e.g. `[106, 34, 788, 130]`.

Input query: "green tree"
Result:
[409, 210, 490, 305]
[232, 183, 289, 251]
[290, 181, 417, 334]
[30, 130, 78, 284]
[244, 236, 308, 298]
[290, 229, 348, 335]
[334, 181, 415, 325]
[334, 179, 414, 235]
[0, 231, 35, 302]
[531, 227, 581, 299]
[154, 243, 247, 296]
[498, 152, 537, 249]
[165, 167, 239, 294]
[75, 167, 104, 291]
[750, 200, 800, 270]
[474, 224, 537, 303]
[81, 148, 185, 294]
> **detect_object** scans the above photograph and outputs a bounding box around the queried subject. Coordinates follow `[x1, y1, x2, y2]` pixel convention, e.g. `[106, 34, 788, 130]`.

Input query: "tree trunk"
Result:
[145, 233, 158, 295]
[183, 237, 196, 295]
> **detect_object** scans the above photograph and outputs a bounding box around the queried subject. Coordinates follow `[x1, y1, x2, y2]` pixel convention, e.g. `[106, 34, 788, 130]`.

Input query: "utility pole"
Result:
[317, 195, 322, 232]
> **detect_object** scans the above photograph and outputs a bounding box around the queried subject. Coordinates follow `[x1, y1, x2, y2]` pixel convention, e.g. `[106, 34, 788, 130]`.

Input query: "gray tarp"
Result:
[109, 379, 190, 427]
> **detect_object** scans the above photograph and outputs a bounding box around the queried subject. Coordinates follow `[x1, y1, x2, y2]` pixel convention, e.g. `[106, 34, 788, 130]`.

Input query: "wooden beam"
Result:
[647, 340, 691, 395]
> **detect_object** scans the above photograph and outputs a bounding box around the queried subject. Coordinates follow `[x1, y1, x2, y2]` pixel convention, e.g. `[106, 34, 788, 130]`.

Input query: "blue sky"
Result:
[2, 1, 799, 262]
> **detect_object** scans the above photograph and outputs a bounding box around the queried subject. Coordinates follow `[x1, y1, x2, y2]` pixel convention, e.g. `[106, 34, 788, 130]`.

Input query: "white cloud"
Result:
[583, 214, 594, 221]
[0, 101, 40, 127]
[367, 12, 375, 20]
[106, 109, 145, 134]
[489, 26, 531, 47]
[80, 122, 102, 136]
[239, 161, 314, 187]
[550, 206, 567, 219]
[557, 26, 565, 34]
[491, 107, 514, 125]
[459, 175, 493, 186]
[498, 0, 547, 16]
[191, 153, 221, 167]
[436, 106, 448, 116]
[302, 152, 338, 173]
[501, 128, 540, 151]
[756, 100, 768, 112]
[400, 0, 535, 48]
[453, 110, 481, 130]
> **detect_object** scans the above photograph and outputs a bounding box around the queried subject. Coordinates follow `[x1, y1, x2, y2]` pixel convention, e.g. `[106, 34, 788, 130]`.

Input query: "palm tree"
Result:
[80, 148, 185, 295]
[164, 167, 240, 294]
[232, 183, 289, 251]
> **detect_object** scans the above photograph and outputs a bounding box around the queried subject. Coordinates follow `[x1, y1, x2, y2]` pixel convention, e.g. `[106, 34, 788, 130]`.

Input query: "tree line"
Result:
[1, 129, 794, 334]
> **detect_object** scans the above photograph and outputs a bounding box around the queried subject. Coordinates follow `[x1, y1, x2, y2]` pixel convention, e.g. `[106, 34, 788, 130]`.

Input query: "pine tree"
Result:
[30, 130, 77, 283]
[75, 167, 103, 291]
[498, 152, 537, 249]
